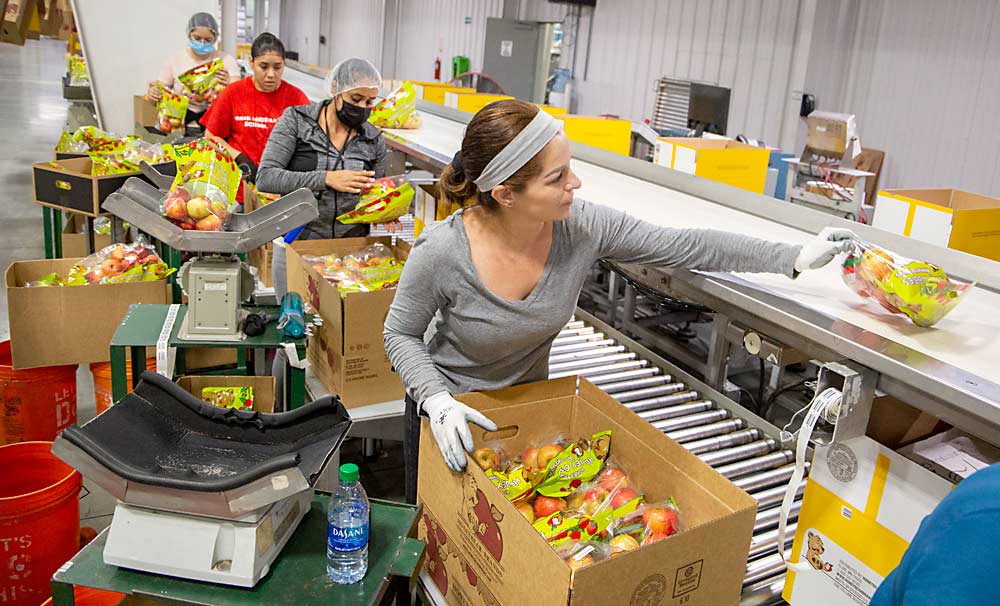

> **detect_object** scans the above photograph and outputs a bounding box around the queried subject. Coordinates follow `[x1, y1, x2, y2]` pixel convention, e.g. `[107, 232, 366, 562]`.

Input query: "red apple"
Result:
[472, 447, 499, 471]
[100, 259, 123, 276]
[581, 487, 609, 515]
[109, 246, 125, 261]
[610, 534, 640, 555]
[642, 508, 679, 536]
[179, 218, 198, 230]
[521, 447, 540, 469]
[611, 487, 642, 510]
[196, 214, 222, 231]
[642, 531, 671, 546]
[186, 196, 212, 220]
[534, 496, 566, 518]
[537, 443, 563, 468]
[168, 187, 191, 203]
[164, 197, 188, 221]
[516, 503, 535, 523]
[209, 200, 230, 222]
[597, 467, 629, 492]
[565, 491, 586, 511]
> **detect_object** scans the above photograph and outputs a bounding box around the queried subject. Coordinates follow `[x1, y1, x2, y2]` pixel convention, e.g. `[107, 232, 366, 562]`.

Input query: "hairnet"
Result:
[324, 58, 382, 98]
[187, 12, 219, 36]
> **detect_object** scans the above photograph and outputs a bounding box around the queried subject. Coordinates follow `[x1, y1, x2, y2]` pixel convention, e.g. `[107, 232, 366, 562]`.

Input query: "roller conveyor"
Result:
[547, 314, 806, 605]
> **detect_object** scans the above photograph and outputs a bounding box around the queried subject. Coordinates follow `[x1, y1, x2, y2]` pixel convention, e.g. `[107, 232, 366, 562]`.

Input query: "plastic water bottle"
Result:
[327, 463, 370, 584]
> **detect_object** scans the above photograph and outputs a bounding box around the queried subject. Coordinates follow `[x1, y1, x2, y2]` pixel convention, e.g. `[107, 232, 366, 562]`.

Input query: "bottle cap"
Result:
[339, 463, 360, 482]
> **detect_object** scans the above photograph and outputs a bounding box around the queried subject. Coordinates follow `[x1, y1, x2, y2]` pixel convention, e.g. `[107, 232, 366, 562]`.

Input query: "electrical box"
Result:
[482, 18, 559, 103]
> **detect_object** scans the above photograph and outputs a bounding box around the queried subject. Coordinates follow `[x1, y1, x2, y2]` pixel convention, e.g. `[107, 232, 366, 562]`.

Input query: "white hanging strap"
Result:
[155, 304, 180, 378]
[777, 387, 842, 573]
[282, 343, 309, 370]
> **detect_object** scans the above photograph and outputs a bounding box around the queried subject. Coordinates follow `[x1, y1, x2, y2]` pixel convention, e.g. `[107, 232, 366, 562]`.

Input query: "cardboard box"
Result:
[286, 237, 411, 408]
[444, 92, 515, 115]
[806, 111, 857, 156]
[133, 95, 184, 144]
[417, 378, 757, 606]
[1, 0, 40, 45]
[422, 85, 476, 105]
[654, 137, 770, 193]
[865, 394, 947, 450]
[872, 188, 1000, 262]
[32, 156, 175, 216]
[61, 213, 112, 259]
[536, 104, 568, 116]
[556, 115, 632, 156]
[5, 258, 169, 369]
[899, 428, 1000, 484]
[783, 436, 953, 606]
[176, 375, 276, 413]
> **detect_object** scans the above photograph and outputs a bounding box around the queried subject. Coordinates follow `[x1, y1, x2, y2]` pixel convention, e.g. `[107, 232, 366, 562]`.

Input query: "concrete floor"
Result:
[2, 38, 115, 531]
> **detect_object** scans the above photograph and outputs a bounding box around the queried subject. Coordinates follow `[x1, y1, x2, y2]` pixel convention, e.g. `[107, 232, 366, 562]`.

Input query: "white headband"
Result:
[474, 110, 563, 192]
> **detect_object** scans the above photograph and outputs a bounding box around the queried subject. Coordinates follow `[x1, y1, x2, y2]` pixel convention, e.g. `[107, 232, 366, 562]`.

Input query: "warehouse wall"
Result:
[799, 0, 1000, 195]
[281, 0, 322, 64]
[389, 0, 504, 80]
[317, 0, 386, 69]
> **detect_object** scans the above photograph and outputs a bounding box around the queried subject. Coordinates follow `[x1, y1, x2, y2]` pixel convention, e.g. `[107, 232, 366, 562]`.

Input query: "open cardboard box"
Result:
[873, 188, 1000, 262]
[5, 258, 169, 369]
[286, 236, 411, 408]
[417, 378, 756, 606]
[654, 137, 771, 194]
[32, 156, 176, 216]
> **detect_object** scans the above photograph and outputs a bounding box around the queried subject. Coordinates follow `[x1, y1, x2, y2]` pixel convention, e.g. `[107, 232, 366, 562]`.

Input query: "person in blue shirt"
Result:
[870, 462, 1000, 605]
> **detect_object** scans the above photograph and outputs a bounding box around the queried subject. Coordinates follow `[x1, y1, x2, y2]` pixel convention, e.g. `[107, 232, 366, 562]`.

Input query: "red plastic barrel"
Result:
[0, 342, 77, 445]
[89, 357, 155, 415]
[0, 441, 81, 606]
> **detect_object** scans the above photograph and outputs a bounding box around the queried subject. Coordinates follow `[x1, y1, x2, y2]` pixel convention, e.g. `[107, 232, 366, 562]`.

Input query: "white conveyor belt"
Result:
[383, 111, 1000, 388]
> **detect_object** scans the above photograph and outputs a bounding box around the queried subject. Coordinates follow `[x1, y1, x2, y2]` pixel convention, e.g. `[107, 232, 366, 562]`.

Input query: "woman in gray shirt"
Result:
[384, 100, 853, 502]
[257, 58, 387, 239]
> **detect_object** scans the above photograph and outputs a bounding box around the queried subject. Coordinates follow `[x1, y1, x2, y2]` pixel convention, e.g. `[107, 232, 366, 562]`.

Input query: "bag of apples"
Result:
[178, 58, 226, 104]
[161, 140, 241, 232]
[336, 175, 415, 225]
[156, 86, 189, 134]
[369, 82, 422, 129]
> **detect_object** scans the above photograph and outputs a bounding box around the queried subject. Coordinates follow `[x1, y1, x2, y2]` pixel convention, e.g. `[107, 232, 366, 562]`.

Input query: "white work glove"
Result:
[794, 227, 857, 273]
[421, 392, 498, 473]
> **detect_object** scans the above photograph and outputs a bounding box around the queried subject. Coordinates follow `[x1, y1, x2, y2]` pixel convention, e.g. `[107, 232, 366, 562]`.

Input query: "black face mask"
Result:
[336, 97, 371, 130]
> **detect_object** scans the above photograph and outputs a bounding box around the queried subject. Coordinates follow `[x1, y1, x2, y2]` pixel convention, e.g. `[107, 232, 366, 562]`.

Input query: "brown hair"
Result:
[438, 100, 545, 209]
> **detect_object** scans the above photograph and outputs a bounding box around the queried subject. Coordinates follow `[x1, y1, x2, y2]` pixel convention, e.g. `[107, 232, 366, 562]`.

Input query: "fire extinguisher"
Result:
[433, 56, 441, 81]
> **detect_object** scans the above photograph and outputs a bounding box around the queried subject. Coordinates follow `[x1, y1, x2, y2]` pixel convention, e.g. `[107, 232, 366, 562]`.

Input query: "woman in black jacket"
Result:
[257, 57, 390, 239]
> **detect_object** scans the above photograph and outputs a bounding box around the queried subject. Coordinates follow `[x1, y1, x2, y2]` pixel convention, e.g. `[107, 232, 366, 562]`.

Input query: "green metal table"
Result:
[51, 496, 425, 606]
[110, 303, 309, 409]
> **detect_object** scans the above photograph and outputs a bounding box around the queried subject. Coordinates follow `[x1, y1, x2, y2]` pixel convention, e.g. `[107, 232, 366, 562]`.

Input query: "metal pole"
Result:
[221, 0, 238, 57]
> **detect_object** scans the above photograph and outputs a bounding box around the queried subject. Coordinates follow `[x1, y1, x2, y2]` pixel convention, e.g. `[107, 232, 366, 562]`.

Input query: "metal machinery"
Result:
[482, 18, 561, 103]
[102, 170, 317, 342]
[52, 372, 352, 587]
[371, 98, 1000, 606]
[651, 77, 732, 136]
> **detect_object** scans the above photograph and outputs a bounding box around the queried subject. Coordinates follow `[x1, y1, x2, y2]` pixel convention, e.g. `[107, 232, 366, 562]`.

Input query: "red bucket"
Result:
[89, 357, 155, 415]
[0, 442, 82, 606]
[0, 341, 77, 445]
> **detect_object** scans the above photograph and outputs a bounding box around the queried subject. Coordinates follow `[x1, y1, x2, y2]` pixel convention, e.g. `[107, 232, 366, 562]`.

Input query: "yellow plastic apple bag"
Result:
[63, 242, 175, 286]
[201, 386, 254, 410]
[369, 82, 422, 129]
[156, 86, 189, 134]
[841, 240, 973, 327]
[336, 175, 415, 225]
[160, 140, 241, 232]
[178, 58, 226, 104]
[535, 430, 612, 498]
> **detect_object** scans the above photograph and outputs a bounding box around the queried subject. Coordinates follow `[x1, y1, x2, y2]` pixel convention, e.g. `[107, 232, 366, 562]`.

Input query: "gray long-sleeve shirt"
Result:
[257, 102, 386, 239]
[383, 199, 801, 405]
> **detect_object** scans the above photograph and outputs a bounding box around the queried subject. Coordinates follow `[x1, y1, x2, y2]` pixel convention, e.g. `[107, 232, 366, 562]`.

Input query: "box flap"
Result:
[6, 258, 80, 286]
[456, 377, 579, 413]
[34, 156, 94, 177]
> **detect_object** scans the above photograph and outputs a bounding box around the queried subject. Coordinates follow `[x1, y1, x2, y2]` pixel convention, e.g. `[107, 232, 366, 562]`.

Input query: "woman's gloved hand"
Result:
[794, 227, 857, 273]
[421, 392, 498, 472]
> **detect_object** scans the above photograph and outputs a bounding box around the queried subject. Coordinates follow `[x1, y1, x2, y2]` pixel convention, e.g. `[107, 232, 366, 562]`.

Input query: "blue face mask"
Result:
[188, 39, 216, 56]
